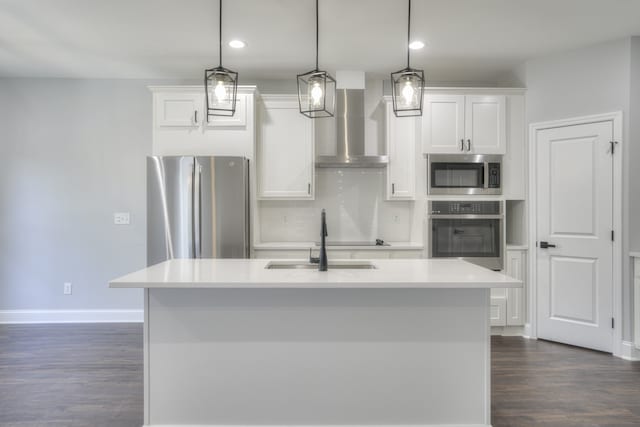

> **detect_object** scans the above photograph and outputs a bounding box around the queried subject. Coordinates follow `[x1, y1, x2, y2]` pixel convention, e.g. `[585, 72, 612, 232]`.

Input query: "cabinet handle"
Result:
[392, 183, 395, 194]
[460, 139, 464, 151]
[467, 139, 471, 151]
[194, 110, 198, 124]
[308, 183, 311, 195]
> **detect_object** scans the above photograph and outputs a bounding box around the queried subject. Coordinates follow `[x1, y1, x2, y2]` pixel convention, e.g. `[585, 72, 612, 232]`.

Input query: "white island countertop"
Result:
[110, 258, 521, 289]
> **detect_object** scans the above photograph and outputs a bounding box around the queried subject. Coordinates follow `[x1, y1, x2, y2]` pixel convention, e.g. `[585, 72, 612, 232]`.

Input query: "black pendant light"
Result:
[390, 0, 424, 117]
[297, 0, 336, 118]
[205, 0, 238, 118]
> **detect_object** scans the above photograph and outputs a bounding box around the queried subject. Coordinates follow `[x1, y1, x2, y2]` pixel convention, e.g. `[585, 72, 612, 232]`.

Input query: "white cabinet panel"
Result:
[490, 296, 506, 326]
[422, 94, 465, 154]
[464, 95, 506, 154]
[155, 92, 203, 128]
[386, 101, 417, 200]
[257, 96, 314, 200]
[634, 258, 640, 350]
[505, 249, 526, 326]
[503, 95, 526, 199]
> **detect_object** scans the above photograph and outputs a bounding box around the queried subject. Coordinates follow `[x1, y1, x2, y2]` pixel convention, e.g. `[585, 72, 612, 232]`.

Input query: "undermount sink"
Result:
[265, 260, 377, 270]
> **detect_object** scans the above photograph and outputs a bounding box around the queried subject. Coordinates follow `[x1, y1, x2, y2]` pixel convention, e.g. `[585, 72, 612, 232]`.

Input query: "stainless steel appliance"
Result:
[428, 200, 503, 270]
[315, 89, 388, 168]
[428, 154, 502, 195]
[147, 156, 250, 266]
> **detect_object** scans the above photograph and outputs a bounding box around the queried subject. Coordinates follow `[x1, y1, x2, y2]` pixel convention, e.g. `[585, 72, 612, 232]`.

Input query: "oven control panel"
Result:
[430, 201, 501, 215]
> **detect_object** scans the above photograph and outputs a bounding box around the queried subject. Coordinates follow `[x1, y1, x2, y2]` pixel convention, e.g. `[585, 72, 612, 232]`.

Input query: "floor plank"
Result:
[1, 325, 639, 426]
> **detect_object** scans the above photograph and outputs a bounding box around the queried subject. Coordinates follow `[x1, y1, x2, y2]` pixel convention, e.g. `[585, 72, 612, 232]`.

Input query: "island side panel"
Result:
[146, 288, 491, 427]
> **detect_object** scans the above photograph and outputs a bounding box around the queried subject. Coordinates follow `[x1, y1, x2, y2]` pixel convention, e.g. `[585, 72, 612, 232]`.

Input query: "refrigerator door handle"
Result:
[193, 161, 202, 258]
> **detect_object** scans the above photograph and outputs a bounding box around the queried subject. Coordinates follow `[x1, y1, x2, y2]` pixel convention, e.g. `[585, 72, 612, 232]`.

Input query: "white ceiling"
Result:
[1, 0, 640, 83]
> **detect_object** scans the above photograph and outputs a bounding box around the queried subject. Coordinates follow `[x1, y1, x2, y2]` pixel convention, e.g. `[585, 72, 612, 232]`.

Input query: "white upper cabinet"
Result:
[422, 94, 465, 153]
[205, 94, 248, 128]
[464, 95, 506, 154]
[257, 95, 315, 200]
[150, 86, 256, 157]
[385, 100, 417, 200]
[155, 92, 203, 128]
[422, 93, 506, 155]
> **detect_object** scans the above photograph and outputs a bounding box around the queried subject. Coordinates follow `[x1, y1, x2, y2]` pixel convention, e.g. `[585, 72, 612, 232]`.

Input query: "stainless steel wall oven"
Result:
[428, 200, 503, 270]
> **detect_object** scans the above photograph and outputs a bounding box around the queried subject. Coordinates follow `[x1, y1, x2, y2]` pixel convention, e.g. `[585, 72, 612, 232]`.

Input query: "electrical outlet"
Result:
[63, 282, 72, 295]
[114, 212, 130, 225]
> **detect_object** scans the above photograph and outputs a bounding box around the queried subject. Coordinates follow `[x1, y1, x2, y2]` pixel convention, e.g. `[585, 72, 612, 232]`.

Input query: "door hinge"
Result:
[611, 230, 615, 241]
[612, 317, 615, 329]
[610, 140, 618, 154]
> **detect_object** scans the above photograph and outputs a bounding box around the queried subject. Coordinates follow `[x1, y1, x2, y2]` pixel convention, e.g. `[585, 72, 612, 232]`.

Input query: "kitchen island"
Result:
[110, 258, 521, 427]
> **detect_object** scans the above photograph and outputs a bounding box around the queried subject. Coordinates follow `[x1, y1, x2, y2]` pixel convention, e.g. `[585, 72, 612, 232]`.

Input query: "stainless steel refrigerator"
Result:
[147, 156, 250, 266]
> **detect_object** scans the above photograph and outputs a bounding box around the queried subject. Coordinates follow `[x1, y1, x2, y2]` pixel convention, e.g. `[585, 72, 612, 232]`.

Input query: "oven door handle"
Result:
[429, 214, 504, 220]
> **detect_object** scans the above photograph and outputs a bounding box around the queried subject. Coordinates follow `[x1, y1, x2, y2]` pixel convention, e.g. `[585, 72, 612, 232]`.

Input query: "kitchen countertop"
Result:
[253, 241, 424, 250]
[110, 258, 521, 289]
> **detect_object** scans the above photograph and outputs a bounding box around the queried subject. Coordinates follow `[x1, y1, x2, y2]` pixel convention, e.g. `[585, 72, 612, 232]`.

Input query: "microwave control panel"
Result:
[430, 201, 501, 215]
[488, 163, 501, 188]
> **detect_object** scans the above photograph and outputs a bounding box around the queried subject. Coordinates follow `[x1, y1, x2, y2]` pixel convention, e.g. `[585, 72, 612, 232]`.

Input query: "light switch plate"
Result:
[114, 212, 130, 225]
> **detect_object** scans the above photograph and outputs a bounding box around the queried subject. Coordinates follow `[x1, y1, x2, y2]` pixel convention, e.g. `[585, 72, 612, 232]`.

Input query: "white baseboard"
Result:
[0, 309, 144, 324]
[620, 341, 640, 361]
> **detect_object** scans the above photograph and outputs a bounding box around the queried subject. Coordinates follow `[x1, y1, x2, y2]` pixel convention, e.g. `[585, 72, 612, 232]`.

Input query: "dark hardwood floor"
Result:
[1, 325, 639, 427]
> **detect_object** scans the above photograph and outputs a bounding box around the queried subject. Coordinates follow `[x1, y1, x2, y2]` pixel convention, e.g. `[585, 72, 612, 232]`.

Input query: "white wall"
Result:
[524, 37, 638, 341]
[0, 78, 153, 313]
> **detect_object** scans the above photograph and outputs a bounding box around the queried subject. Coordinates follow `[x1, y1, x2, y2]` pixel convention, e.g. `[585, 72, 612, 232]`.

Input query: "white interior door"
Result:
[536, 120, 614, 352]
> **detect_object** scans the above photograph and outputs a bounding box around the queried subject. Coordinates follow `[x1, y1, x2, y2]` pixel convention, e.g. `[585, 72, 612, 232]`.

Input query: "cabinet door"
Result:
[505, 249, 526, 326]
[205, 94, 248, 128]
[257, 97, 314, 199]
[490, 296, 507, 326]
[422, 94, 465, 153]
[464, 95, 506, 154]
[386, 102, 417, 200]
[155, 92, 203, 128]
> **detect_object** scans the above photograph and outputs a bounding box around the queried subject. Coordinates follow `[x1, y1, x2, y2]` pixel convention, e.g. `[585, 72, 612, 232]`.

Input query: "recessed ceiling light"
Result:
[228, 40, 246, 49]
[409, 40, 425, 50]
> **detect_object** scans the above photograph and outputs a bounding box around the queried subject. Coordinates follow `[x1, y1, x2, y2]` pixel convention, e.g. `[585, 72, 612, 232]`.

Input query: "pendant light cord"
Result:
[406, 0, 411, 68]
[315, 0, 319, 70]
[219, 0, 223, 67]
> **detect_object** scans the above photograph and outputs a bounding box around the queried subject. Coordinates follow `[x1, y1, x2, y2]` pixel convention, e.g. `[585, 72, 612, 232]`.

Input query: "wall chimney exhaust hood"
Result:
[315, 88, 388, 168]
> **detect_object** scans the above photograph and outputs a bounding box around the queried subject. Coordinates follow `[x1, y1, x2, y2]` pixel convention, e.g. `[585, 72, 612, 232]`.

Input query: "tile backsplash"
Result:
[258, 169, 422, 243]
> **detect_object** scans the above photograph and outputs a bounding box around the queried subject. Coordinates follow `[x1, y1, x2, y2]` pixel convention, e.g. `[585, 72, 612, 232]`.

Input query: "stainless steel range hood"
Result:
[316, 89, 388, 168]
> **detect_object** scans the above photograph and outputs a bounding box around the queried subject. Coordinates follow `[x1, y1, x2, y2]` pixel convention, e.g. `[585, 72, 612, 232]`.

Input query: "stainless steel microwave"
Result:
[428, 154, 502, 195]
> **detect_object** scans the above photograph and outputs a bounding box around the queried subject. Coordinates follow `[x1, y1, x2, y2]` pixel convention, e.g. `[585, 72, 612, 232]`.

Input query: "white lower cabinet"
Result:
[490, 292, 507, 326]
[634, 258, 640, 349]
[491, 249, 527, 327]
[257, 95, 315, 200]
[505, 249, 526, 326]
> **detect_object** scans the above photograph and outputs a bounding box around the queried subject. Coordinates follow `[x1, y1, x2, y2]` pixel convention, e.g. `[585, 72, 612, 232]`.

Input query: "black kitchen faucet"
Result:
[309, 209, 329, 271]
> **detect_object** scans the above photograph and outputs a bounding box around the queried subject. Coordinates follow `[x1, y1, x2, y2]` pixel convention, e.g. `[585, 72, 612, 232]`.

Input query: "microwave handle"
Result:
[484, 162, 489, 189]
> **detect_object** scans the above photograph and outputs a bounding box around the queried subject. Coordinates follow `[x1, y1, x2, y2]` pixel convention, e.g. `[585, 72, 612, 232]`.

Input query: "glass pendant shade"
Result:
[297, 69, 336, 118]
[390, 67, 424, 117]
[205, 66, 238, 117]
